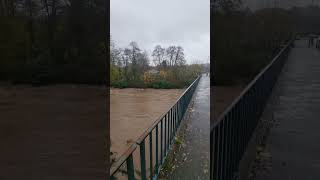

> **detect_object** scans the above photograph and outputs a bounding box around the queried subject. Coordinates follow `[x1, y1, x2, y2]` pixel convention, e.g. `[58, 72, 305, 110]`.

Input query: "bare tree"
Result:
[166, 46, 177, 66]
[129, 41, 143, 80]
[174, 46, 185, 66]
[0, 0, 17, 16]
[123, 48, 131, 80]
[137, 50, 149, 72]
[152, 45, 165, 67]
[215, 0, 242, 13]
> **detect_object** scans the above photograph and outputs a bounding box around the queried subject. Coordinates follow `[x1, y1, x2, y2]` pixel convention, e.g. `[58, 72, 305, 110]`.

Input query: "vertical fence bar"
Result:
[164, 116, 167, 156]
[168, 110, 171, 144]
[140, 140, 147, 180]
[171, 109, 174, 140]
[177, 101, 180, 124]
[222, 117, 228, 180]
[175, 105, 178, 131]
[179, 100, 182, 123]
[230, 109, 236, 178]
[210, 129, 213, 180]
[149, 132, 153, 179]
[160, 119, 163, 164]
[173, 107, 175, 133]
[156, 124, 159, 173]
[127, 154, 135, 180]
[213, 124, 220, 180]
[173, 105, 176, 133]
[177, 105, 179, 128]
[226, 114, 231, 180]
[218, 121, 224, 179]
[235, 102, 240, 173]
[168, 111, 170, 146]
[170, 109, 172, 142]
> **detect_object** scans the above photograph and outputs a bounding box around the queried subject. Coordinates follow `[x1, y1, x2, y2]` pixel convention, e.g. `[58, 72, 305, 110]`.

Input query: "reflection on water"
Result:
[110, 88, 184, 161]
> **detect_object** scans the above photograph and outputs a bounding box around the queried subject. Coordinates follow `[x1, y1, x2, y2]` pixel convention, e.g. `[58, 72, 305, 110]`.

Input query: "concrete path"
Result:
[255, 39, 320, 179]
[161, 75, 210, 180]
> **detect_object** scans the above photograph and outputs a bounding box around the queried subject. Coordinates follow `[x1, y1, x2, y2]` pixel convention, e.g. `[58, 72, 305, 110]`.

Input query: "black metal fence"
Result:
[210, 39, 295, 180]
[111, 75, 201, 180]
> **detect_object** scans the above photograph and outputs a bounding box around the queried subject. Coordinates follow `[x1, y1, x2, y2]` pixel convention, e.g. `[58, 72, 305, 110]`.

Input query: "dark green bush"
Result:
[111, 80, 128, 89]
[150, 80, 174, 89]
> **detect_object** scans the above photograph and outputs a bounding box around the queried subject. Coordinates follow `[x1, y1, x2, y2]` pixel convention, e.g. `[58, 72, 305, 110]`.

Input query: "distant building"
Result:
[147, 69, 159, 74]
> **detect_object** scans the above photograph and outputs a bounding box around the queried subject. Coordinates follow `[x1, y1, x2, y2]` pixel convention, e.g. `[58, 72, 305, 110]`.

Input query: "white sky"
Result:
[110, 0, 210, 64]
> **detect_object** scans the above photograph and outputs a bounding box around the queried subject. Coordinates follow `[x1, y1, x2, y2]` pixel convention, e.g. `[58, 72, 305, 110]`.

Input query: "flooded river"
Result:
[110, 88, 184, 161]
[0, 85, 106, 179]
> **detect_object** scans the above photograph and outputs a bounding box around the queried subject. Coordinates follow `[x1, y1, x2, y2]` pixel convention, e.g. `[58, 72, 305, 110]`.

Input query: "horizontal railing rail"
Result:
[111, 75, 201, 180]
[210, 38, 295, 180]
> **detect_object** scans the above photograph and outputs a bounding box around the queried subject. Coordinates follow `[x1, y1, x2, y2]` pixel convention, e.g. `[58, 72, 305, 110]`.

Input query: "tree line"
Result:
[110, 40, 204, 89]
[0, 0, 106, 85]
[212, 0, 311, 85]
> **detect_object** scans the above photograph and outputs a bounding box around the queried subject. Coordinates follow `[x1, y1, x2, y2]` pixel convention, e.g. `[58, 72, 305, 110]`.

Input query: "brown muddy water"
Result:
[0, 85, 106, 179]
[110, 88, 184, 162]
[213, 85, 245, 120]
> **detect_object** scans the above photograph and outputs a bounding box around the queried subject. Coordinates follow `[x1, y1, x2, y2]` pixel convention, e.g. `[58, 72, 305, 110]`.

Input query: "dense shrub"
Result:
[111, 80, 128, 89]
[110, 64, 203, 89]
[149, 80, 174, 89]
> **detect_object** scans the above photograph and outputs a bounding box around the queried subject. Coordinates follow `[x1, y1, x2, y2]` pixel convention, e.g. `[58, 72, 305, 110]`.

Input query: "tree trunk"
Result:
[26, 0, 34, 61]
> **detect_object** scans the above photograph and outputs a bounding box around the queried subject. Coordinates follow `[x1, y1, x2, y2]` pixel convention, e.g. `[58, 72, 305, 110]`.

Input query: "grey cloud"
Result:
[111, 0, 209, 63]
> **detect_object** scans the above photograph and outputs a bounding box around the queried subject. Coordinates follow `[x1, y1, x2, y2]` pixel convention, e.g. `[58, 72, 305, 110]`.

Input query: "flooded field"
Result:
[110, 88, 184, 161]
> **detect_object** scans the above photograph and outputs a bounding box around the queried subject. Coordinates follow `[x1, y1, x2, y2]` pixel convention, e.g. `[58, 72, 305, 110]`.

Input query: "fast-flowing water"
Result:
[110, 88, 184, 161]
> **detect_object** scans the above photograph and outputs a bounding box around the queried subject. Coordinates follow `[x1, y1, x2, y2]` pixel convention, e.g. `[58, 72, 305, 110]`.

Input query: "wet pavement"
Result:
[161, 75, 210, 180]
[254, 39, 320, 179]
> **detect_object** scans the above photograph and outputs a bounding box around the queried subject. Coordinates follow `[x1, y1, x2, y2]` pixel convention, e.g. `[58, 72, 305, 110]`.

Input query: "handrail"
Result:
[110, 75, 201, 179]
[137, 75, 201, 144]
[211, 38, 294, 130]
[210, 37, 295, 180]
[110, 144, 137, 176]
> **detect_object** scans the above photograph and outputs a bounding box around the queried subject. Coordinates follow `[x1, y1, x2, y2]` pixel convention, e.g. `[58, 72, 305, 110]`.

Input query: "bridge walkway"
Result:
[254, 39, 320, 179]
[160, 75, 210, 180]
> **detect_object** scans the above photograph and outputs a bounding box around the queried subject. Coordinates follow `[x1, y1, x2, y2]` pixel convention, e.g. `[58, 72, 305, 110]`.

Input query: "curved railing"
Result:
[210, 38, 295, 180]
[111, 75, 201, 180]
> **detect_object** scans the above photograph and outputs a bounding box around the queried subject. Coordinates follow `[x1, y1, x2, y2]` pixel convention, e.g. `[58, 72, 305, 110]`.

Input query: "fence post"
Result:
[140, 140, 147, 180]
[127, 154, 135, 180]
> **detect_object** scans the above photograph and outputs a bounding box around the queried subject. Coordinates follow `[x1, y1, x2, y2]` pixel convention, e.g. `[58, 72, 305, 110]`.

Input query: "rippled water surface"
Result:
[110, 88, 184, 160]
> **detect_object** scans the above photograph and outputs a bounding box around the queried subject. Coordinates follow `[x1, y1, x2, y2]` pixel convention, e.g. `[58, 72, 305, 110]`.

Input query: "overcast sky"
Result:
[111, 0, 210, 64]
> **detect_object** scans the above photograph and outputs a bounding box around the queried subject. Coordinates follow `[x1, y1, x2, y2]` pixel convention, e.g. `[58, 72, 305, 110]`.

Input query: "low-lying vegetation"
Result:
[110, 41, 208, 89]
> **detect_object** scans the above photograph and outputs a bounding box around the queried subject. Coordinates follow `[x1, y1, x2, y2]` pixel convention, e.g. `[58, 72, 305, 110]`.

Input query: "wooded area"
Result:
[110, 40, 207, 89]
[213, 0, 320, 85]
[0, 0, 107, 84]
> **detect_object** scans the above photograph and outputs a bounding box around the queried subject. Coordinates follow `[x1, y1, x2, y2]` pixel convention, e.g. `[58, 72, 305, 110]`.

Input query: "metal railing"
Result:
[210, 38, 295, 180]
[111, 75, 201, 180]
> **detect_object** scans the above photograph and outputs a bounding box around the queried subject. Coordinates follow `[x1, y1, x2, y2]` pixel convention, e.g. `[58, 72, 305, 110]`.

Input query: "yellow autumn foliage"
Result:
[143, 72, 156, 84]
[159, 70, 167, 79]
